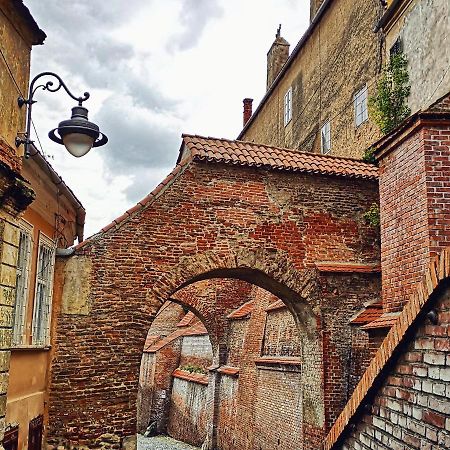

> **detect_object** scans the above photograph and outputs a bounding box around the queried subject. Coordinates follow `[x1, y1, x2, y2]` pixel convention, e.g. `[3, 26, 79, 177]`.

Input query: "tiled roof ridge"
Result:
[172, 368, 209, 385]
[227, 300, 255, 319]
[145, 321, 207, 353]
[145, 328, 185, 353]
[177, 311, 196, 327]
[154, 300, 173, 318]
[315, 261, 381, 273]
[323, 248, 450, 450]
[182, 133, 373, 164]
[75, 155, 193, 251]
[182, 134, 378, 180]
[265, 299, 286, 312]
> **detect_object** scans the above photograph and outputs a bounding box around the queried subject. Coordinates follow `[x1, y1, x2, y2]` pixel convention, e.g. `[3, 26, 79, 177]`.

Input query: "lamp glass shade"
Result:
[62, 132, 95, 157]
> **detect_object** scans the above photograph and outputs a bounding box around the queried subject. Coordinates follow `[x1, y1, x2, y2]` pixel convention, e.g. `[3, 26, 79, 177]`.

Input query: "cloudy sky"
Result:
[26, 0, 310, 238]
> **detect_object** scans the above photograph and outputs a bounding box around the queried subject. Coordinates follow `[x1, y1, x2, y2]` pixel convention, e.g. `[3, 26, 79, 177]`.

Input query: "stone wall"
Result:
[240, 0, 382, 159]
[179, 335, 212, 371]
[337, 282, 450, 449]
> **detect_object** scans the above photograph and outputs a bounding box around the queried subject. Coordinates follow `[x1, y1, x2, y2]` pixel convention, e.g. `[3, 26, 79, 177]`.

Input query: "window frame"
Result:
[12, 221, 33, 347]
[321, 120, 331, 154]
[354, 85, 369, 127]
[284, 87, 293, 126]
[31, 233, 56, 347]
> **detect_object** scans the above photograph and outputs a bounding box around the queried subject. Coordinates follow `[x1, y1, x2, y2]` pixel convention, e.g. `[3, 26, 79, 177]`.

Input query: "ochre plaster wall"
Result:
[0, 0, 33, 170]
[241, 0, 382, 159]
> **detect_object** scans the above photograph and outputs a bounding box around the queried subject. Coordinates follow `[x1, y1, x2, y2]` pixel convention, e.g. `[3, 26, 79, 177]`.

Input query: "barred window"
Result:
[31, 235, 55, 347]
[12, 223, 33, 346]
[321, 120, 331, 154]
[354, 85, 368, 127]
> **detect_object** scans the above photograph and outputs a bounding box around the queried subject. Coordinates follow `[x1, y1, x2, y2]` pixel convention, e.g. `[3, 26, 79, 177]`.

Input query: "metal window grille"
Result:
[12, 227, 32, 346]
[354, 86, 368, 127]
[284, 87, 292, 126]
[321, 121, 331, 154]
[31, 235, 55, 347]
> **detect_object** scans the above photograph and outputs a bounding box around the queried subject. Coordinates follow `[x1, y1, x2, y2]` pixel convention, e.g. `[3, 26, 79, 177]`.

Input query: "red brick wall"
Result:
[254, 369, 303, 449]
[378, 120, 450, 312]
[337, 283, 450, 449]
[262, 307, 301, 357]
[320, 273, 381, 429]
[48, 162, 380, 447]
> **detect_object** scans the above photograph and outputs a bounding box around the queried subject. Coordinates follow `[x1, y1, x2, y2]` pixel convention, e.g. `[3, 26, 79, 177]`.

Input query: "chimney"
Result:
[266, 25, 290, 90]
[243, 98, 253, 126]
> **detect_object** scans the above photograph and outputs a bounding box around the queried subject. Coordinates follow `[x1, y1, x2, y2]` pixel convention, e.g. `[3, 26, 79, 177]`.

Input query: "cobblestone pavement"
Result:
[137, 434, 200, 450]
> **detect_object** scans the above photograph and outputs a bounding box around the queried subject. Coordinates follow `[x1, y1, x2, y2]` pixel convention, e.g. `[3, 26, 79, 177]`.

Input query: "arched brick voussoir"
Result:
[147, 247, 322, 339]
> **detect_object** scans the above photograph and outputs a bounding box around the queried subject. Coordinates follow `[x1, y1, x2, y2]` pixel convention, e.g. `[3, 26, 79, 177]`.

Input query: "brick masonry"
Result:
[335, 280, 450, 449]
[47, 158, 380, 448]
[376, 104, 450, 312]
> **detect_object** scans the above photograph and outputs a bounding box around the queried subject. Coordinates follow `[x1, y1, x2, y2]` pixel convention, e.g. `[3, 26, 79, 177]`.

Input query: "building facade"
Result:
[0, 0, 45, 446]
[8, 0, 450, 449]
[1, 2, 86, 449]
[239, 0, 383, 159]
[6, 150, 84, 450]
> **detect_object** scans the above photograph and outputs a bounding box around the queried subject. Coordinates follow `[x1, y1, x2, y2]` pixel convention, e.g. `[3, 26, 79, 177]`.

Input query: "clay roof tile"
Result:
[183, 134, 378, 180]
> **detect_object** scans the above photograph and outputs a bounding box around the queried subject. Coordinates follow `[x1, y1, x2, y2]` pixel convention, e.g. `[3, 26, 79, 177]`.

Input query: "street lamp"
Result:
[15, 71, 108, 159]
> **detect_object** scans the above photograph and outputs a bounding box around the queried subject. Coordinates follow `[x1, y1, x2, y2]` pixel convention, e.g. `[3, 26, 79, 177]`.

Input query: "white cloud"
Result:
[25, 0, 309, 237]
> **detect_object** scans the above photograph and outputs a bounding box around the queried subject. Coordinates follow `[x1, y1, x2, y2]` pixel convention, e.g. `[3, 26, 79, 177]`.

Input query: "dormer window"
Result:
[284, 87, 292, 126]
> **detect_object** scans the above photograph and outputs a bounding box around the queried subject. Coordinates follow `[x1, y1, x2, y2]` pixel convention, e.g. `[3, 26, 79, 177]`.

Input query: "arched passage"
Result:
[138, 273, 318, 450]
[47, 152, 379, 450]
[137, 300, 214, 446]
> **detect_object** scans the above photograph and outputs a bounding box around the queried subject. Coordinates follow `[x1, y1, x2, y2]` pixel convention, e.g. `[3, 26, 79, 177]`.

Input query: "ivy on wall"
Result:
[369, 53, 411, 134]
[363, 202, 380, 228]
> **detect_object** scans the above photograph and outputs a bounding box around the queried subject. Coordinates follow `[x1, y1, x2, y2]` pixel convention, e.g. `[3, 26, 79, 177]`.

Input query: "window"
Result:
[28, 416, 43, 450]
[321, 121, 331, 154]
[31, 234, 55, 347]
[284, 87, 292, 126]
[390, 37, 402, 58]
[3, 425, 19, 450]
[12, 223, 33, 346]
[354, 86, 368, 127]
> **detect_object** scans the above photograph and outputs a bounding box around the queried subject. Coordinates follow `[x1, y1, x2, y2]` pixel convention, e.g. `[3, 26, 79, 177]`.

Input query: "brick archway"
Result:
[149, 247, 320, 333]
[47, 148, 379, 449]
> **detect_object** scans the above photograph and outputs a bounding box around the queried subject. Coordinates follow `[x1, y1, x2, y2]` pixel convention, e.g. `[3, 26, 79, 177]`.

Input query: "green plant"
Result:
[362, 147, 377, 165]
[363, 203, 380, 228]
[368, 53, 411, 134]
[179, 364, 206, 374]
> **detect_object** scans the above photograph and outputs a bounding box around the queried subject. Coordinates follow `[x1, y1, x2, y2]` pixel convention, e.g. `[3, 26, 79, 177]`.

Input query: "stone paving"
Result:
[137, 434, 200, 450]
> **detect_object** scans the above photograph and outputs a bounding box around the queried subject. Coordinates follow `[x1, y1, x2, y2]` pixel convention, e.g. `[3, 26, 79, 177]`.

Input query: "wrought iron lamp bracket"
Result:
[16, 71, 91, 158]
